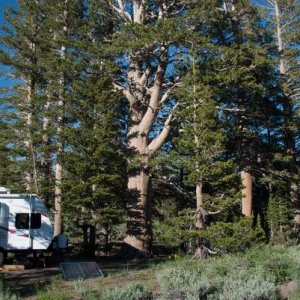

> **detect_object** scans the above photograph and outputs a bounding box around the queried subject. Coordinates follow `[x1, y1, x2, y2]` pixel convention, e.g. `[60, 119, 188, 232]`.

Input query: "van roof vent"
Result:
[0, 187, 11, 194]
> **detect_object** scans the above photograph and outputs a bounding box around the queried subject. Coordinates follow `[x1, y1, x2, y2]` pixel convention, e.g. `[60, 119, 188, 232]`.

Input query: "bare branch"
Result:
[160, 82, 182, 105]
[265, 0, 275, 6]
[110, 0, 132, 22]
[112, 82, 124, 92]
[117, 0, 124, 10]
[215, 106, 246, 112]
[148, 103, 178, 154]
[113, 83, 137, 105]
[140, 67, 154, 86]
[192, 246, 218, 259]
[207, 210, 222, 215]
[156, 177, 189, 198]
[139, 64, 165, 134]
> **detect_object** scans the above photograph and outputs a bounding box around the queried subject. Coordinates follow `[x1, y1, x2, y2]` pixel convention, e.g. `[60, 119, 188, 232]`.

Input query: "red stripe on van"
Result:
[17, 233, 29, 237]
[0, 226, 16, 233]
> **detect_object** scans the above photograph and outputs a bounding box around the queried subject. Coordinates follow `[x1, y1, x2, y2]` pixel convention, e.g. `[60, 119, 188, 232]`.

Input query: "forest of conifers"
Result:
[0, 0, 299, 258]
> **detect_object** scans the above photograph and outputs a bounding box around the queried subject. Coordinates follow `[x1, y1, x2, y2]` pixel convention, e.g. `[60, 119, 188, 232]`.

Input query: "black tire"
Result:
[0, 249, 7, 266]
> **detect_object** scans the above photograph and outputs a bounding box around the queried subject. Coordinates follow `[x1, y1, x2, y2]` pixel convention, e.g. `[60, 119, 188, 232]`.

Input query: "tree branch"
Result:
[110, 0, 132, 22]
[160, 82, 181, 105]
[113, 82, 137, 105]
[215, 106, 246, 112]
[140, 67, 154, 86]
[148, 103, 178, 155]
[139, 63, 165, 134]
[112, 82, 124, 91]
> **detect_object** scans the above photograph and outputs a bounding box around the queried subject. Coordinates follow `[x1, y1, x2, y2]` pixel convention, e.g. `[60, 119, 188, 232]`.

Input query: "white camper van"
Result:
[0, 187, 53, 252]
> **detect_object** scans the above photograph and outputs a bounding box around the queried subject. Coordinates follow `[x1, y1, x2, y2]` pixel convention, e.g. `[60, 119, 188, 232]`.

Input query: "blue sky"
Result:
[0, 0, 17, 28]
[0, 0, 17, 88]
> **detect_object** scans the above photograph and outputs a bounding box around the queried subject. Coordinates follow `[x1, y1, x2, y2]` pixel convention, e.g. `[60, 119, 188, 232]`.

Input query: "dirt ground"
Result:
[4, 266, 62, 298]
[3, 256, 161, 299]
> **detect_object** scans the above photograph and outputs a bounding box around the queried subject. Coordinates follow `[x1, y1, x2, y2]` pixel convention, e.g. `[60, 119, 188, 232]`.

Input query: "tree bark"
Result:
[195, 182, 206, 230]
[54, 101, 64, 237]
[120, 109, 154, 257]
[53, 7, 67, 236]
[123, 154, 153, 256]
[53, 82, 64, 237]
[274, 0, 285, 75]
[241, 170, 253, 217]
[191, 54, 206, 231]
[41, 100, 52, 204]
[24, 83, 39, 194]
[54, 159, 62, 237]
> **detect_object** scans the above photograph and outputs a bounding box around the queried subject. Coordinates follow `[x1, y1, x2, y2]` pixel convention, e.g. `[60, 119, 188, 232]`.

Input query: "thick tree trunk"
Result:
[195, 182, 206, 230]
[240, 121, 252, 217]
[121, 126, 153, 257]
[241, 170, 253, 217]
[123, 164, 152, 257]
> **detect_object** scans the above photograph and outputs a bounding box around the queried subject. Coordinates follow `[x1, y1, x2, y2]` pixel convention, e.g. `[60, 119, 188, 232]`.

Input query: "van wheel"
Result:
[0, 251, 6, 266]
[0, 249, 7, 266]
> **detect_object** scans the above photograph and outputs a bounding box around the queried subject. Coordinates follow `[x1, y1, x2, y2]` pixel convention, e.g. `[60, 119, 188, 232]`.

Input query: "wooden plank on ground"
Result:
[3, 265, 25, 271]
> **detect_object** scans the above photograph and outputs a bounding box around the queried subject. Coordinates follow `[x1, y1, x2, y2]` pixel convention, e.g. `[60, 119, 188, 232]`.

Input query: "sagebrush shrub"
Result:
[156, 266, 219, 300]
[100, 283, 151, 300]
[218, 269, 277, 300]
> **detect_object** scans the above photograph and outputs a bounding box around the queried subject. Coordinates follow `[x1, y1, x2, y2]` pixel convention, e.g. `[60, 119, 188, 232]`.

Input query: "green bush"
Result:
[200, 218, 265, 253]
[243, 245, 300, 284]
[100, 283, 151, 300]
[155, 215, 265, 254]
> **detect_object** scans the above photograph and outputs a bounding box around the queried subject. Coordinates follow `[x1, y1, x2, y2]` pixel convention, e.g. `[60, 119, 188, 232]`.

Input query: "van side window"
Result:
[16, 213, 29, 229]
[31, 213, 41, 229]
